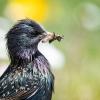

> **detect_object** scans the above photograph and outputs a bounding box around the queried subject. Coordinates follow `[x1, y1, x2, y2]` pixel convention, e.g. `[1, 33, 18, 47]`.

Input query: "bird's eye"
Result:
[29, 31, 40, 37]
[33, 31, 43, 36]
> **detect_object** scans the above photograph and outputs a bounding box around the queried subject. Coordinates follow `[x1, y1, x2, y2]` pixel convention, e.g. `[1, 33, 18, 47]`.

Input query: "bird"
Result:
[0, 19, 55, 100]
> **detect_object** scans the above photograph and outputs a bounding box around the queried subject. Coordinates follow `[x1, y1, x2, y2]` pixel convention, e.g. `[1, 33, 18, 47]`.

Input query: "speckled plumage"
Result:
[0, 19, 54, 100]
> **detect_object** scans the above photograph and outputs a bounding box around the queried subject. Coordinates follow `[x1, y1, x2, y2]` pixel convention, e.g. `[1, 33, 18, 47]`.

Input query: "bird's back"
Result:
[0, 51, 54, 100]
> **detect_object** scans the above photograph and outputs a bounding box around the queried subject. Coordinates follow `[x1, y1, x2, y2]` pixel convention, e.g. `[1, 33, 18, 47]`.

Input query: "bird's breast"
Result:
[32, 55, 54, 87]
[25, 55, 54, 99]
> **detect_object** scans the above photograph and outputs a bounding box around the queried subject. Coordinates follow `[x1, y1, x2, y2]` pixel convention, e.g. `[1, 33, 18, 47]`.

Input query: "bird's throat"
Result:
[10, 47, 38, 66]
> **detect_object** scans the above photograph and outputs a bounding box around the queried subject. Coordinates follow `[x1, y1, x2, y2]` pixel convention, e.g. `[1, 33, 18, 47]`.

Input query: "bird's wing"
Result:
[0, 64, 42, 99]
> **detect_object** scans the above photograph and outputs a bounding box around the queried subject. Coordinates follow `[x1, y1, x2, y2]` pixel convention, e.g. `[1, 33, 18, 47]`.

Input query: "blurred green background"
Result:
[0, 0, 100, 100]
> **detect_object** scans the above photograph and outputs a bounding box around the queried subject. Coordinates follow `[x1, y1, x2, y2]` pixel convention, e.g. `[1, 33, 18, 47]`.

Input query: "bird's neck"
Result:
[10, 47, 38, 66]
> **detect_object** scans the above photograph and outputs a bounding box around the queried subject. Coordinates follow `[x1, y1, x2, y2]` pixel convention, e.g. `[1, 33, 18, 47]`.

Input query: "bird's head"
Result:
[6, 19, 54, 63]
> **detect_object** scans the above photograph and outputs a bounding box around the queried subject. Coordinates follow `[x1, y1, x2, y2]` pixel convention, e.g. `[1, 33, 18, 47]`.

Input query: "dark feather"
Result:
[0, 19, 54, 100]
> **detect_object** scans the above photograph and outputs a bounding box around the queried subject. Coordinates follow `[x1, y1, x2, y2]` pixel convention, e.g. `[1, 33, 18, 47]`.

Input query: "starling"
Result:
[0, 19, 62, 100]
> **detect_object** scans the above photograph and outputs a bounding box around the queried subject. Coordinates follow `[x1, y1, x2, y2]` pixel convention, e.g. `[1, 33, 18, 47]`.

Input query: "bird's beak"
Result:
[41, 32, 63, 43]
[41, 32, 55, 43]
